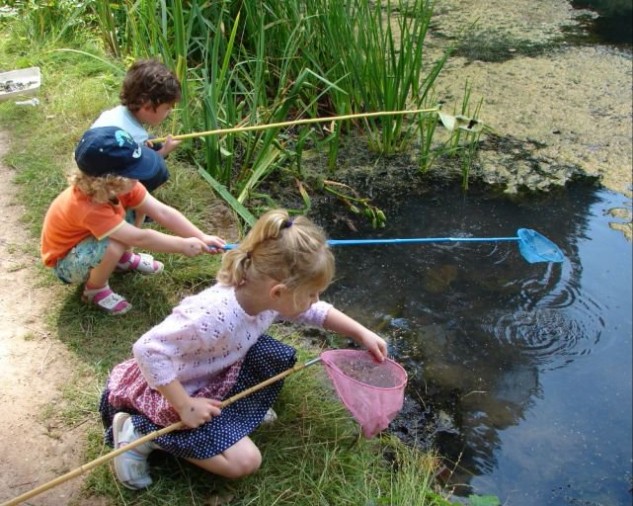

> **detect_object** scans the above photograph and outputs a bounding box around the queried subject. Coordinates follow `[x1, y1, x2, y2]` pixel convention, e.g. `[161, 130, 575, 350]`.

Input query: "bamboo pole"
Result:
[1, 357, 322, 506]
[152, 107, 439, 143]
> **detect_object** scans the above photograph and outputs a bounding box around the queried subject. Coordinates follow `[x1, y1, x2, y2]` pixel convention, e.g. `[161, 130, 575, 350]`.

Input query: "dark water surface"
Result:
[322, 182, 632, 505]
[570, 0, 632, 46]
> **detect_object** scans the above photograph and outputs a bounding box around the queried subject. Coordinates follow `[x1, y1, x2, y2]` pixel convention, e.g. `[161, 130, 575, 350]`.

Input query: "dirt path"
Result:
[0, 131, 89, 505]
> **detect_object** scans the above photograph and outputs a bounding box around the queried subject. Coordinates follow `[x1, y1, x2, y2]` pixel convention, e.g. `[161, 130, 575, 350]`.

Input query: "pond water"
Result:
[321, 181, 632, 506]
[569, 0, 632, 46]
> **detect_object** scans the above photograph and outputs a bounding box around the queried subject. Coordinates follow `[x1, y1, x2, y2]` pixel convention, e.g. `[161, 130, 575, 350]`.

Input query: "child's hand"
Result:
[202, 234, 227, 254]
[178, 397, 222, 429]
[360, 330, 388, 362]
[322, 307, 389, 362]
[181, 237, 209, 257]
[157, 135, 181, 157]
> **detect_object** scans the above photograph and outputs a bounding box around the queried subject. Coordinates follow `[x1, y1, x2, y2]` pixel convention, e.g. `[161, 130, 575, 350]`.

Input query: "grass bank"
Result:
[0, 23, 451, 506]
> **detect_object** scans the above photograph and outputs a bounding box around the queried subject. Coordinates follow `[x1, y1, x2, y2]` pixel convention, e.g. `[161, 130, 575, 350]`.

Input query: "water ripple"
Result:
[488, 286, 606, 368]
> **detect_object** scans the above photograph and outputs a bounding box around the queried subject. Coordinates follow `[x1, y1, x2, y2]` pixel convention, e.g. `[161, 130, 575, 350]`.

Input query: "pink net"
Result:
[320, 349, 408, 438]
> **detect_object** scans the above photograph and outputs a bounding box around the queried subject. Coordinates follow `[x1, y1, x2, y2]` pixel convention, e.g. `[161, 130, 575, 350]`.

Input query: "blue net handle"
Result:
[224, 229, 564, 263]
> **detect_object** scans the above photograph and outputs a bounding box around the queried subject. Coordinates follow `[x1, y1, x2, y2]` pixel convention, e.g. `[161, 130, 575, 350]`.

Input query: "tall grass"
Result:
[87, 0, 470, 223]
[321, 0, 446, 154]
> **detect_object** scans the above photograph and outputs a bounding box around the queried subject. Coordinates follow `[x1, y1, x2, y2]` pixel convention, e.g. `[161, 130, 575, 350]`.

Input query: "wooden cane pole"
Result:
[0, 357, 322, 506]
[152, 107, 439, 143]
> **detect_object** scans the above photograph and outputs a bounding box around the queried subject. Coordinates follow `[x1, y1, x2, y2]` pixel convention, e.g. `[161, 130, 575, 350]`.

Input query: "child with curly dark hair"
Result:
[91, 59, 182, 193]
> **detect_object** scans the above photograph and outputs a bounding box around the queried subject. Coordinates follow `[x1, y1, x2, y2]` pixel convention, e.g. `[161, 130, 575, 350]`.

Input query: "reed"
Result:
[316, 0, 445, 154]
[446, 84, 485, 189]
[15, 0, 478, 221]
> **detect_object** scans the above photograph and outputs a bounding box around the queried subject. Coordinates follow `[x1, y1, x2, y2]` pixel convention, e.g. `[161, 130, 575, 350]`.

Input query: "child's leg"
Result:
[185, 437, 262, 479]
[86, 239, 126, 288]
[54, 236, 120, 285]
[54, 237, 131, 314]
[118, 210, 163, 274]
[83, 239, 132, 315]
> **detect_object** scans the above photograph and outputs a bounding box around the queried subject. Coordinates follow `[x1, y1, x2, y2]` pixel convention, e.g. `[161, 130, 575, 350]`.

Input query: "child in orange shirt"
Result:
[41, 126, 225, 315]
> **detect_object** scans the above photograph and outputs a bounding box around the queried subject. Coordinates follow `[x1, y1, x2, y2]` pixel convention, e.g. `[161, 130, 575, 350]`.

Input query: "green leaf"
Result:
[195, 163, 256, 226]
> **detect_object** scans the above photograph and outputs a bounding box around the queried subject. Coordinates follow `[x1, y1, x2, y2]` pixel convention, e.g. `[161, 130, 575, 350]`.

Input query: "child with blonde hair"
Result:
[99, 208, 388, 490]
[41, 126, 226, 315]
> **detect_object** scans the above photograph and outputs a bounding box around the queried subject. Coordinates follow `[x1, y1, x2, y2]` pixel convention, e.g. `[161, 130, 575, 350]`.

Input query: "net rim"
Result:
[517, 227, 565, 263]
[320, 349, 408, 391]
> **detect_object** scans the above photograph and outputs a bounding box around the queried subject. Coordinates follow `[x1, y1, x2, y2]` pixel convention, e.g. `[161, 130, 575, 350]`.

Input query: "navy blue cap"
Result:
[74, 126, 166, 180]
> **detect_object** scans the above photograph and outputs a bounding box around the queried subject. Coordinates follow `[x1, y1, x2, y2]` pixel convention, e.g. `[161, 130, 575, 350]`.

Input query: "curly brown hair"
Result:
[120, 59, 181, 112]
[70, 170, 135, 204]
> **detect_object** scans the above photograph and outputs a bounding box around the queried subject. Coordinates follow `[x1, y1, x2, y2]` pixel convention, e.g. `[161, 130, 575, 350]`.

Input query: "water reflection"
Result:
[319, 181, 632, 504]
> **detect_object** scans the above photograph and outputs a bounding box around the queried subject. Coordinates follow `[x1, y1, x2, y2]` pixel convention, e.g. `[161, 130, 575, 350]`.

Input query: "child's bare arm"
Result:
[322, 307, 387, 361]
[136, 194, 226, 251]
[110, 222, 207, 256]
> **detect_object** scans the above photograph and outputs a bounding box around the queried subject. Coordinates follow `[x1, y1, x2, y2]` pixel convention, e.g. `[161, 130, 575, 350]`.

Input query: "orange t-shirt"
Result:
[41, 182, 147, 267]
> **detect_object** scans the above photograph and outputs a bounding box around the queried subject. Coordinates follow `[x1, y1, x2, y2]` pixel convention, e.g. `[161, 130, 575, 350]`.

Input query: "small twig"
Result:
[67, 418, 92, 432]
[8, 481, 37, 490]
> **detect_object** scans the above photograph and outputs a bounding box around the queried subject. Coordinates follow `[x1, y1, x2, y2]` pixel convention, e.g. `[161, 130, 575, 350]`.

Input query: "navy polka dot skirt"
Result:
[99, 335, 297, 460]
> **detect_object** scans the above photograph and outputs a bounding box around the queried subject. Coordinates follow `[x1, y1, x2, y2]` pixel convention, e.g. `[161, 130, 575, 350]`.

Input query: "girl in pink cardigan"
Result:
[99, 208, 388, 490]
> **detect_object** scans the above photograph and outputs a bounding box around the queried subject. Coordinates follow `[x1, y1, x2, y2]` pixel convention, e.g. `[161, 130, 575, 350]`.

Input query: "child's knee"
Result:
[104, 238, 127, 258]
[189, 438, 262, 479]
[226, 446, 262, 478]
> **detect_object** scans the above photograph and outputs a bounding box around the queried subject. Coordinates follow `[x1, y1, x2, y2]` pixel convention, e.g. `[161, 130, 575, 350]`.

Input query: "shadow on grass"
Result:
[53, 252, 222, 373]
[55, 274, 179, 373]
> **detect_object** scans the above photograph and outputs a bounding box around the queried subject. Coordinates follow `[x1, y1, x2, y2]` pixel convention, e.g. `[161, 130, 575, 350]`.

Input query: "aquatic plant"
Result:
[87, 0, 465, 221]
[12, 0, 478, 224]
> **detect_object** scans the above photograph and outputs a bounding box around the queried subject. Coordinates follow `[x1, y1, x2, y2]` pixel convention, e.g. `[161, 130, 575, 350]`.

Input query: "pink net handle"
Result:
[320, 349, 408, 438]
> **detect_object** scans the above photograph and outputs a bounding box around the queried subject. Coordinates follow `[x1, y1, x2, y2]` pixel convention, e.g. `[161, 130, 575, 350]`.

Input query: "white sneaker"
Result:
[112, 412, 156, 490]
[262, 408, 278, 424]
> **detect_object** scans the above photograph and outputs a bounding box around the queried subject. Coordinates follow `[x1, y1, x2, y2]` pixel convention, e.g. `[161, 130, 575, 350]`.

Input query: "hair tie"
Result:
[282, 218, 294, 229]
[246, 251, 252, 259]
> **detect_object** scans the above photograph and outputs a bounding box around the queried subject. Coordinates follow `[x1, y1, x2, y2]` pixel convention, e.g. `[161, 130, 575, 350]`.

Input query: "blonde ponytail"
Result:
[216, 209, 335, 291]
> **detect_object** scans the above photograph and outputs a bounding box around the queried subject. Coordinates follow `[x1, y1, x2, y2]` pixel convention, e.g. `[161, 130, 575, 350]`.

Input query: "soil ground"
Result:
[0, 1, 631, 504]
[0, 131, 94, 505]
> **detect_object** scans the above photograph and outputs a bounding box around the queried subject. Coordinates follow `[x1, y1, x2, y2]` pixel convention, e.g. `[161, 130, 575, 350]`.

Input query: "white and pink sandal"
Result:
[82, 284, 132, 315]
[116, 252, 164, 275]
